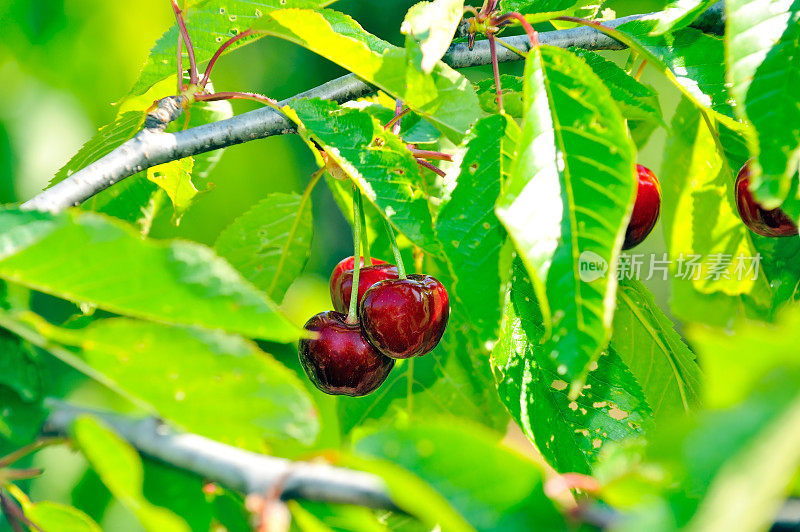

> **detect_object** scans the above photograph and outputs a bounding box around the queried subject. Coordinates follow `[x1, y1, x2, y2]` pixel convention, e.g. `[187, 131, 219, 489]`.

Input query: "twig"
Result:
[43, 401, 399, 511]
[20, 2, 726, 214]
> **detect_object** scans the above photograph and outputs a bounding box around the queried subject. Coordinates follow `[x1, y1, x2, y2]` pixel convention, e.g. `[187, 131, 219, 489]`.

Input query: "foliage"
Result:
[2, 0, 800, 530]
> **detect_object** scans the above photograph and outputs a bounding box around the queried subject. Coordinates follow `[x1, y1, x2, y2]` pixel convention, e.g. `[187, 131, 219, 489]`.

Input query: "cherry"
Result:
[330, 256, 399, 313]
[735, 163, 798, 237]
[623, 164, 662, 250]
[298, 311, 394, 397]
[359, 275, 449, 359]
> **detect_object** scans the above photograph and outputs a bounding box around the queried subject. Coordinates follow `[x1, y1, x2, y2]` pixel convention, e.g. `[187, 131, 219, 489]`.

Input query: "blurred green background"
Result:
[0, 1, 676, 529]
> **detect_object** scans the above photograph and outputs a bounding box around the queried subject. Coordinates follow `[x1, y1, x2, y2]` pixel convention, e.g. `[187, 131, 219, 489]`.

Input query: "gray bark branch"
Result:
[21, 2, 725, 213]
[44, 401, 399, 511]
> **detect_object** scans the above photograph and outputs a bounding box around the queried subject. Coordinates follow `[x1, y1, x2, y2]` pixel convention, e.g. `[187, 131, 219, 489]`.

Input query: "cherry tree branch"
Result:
[21, 2, 725, 214]
[44, 401, 399, 511]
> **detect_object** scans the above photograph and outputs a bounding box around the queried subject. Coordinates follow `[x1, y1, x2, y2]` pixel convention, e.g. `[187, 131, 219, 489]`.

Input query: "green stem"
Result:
[346, 186, 364, 324]
[358, 191, 372, 267]
[0, 438, 65, 468]
[407, 358, 414, 418]
[384, 218, 407, 279]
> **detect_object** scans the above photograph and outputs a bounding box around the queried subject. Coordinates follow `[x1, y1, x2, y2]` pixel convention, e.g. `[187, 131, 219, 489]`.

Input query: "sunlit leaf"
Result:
[402, 0, 465, 74]
[647, 0, 717, 35]
[6, 485, 101, 532]
[254, 9, 479, 140]
[285, 98, 439, 253]
[147, 156, 197, 222]
[726, 0, 800, 205]
[72, 416, 190, 532]
[496, 45, 636, 386]
[0, 208, 303, 343]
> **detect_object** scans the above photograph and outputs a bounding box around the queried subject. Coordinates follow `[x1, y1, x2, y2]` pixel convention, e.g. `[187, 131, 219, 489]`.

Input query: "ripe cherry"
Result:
[330, 256, 399, 313]
[359, 275, 449, 359]
[298, 311, 394, 397]
[735, 163, 798, 237]
[623, 164, 662, 250]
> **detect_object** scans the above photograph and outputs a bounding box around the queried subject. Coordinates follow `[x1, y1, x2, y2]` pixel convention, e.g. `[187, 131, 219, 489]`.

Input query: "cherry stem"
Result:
[194, 91, 279, 108]
[171, 0, 198, 85]
[487, 34, 504, 113]
[634, 59, 648, 81]
[176, 31, 184, 92]
[357, 190, 372, 267]
[384, 218, 407, 279]
[496, 12, 540, 48]
[346, 185, 364, 324]
[0, 437, 65, 468]
[200, 29, 258, 88]
[416, 158, 447, 177]
[385, 105, 410, 133]
[481, 0, 499, 16]
[409, 149, 453, 162]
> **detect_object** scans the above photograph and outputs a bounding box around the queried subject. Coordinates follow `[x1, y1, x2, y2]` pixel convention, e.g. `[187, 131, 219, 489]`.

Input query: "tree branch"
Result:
[21, 2, 725, 213]
[44, 401, 399, 511]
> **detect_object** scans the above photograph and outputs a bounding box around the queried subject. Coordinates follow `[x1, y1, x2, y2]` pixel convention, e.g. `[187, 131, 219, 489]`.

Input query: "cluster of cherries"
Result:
[298, 256, 449, 397]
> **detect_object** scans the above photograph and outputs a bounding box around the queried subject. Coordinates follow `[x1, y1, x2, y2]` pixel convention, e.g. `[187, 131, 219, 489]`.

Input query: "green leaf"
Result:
[0, 385, 45, 447]
[612, 280, 702, 420]
[501, 0, 595, 17]
[492, 261, 651, 474]
[129, 0, 340, 97]
[146, 157, 197, 222]
[254, 9, 479, 140]
[6, 485, 101, 532]
[353, 421, 566, 531]
[568, 48, 664, 126]
[726, 0, 800, 205]
[215, 192, 314, 304]
[647, 0, 717, 35]
[615, 19, 736, 122]
[174, 94, 234, 180]
[402, 0, 465, 74]
[286, 98, 439, 253]
[0, 329, 41, 402]
[661, 98, 771, 323]
[0, 208, 303, 343]
[337, 305, 510, 435]
[35, 317, 318, 447]
[495, 45, 636, 385]
[72, 416, 190, 532]
[436, 115, 514, 344]
[475, 75, 525, 117]
[49, 112, 143, 188]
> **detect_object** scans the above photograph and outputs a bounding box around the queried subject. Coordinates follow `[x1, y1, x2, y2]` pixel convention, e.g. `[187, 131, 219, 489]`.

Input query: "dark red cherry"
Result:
[298, 311, 394, 397]
[623, 164, 662, 250]
[735, 163, 798, 237]
[330, 256, 399, 313]
[359, 275, 449, 359]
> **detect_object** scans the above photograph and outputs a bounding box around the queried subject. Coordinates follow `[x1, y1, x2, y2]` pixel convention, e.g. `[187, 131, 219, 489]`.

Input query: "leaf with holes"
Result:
[492, 261, 652, 474]
[285, 98, 439, 253]
[215, 192, 314, 304]
[436, 115, 515, 344]
[475, 75, 525, 117]
[612, 280, 702, 420]
[726, 0, 800, 205]
[496, 45, 636, 386]
[129, 0, 340, 97]
[254, 9, 479, 140]
[0, 208, 303, 343]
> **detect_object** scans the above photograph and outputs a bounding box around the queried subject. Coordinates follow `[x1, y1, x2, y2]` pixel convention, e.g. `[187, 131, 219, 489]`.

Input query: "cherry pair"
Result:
[298, 256, 449, 397]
